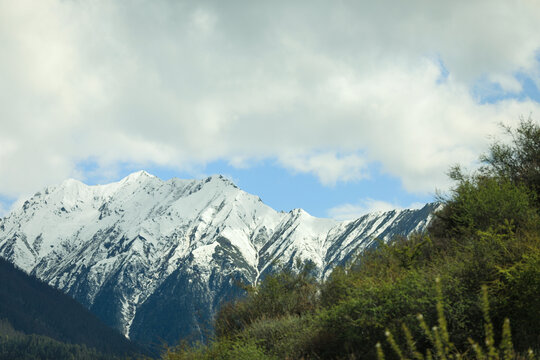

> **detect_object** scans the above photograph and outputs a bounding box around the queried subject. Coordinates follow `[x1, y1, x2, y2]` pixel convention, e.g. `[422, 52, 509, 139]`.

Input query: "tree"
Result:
[430, 118, 540, 239]
[480, 117, 540, 204]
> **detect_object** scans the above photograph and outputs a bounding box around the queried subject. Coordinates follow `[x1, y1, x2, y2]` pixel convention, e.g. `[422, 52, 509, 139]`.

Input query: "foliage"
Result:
[378, 282, 537, 360]
[162, 338, 275, 360]
[497, 251, 540, 349]
[238, 315, 315, 359]
[430, 174, 538, 239]
[480, 117, 540, 204]
[0, 319, 125, 360]
[315, 270, 436, 358]
[215, 260, 319, 337]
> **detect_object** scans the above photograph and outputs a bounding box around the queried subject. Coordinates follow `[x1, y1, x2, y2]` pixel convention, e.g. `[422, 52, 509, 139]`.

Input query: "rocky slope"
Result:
[0, 171, 437, 347]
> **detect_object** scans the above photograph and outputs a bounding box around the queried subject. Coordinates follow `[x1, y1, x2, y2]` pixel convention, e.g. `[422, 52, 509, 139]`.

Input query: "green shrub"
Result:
[430, 176, 538, 240]
[480, 117, 540, 205]
[431, 119, 540, 240]
[163, 338, 275, 360]
[378, 281, 538, 360]
[215, 261, 319, 337]
[239, 315, 315, 359]
[316, 271, 435, 359]
[497, 250, 540, 351]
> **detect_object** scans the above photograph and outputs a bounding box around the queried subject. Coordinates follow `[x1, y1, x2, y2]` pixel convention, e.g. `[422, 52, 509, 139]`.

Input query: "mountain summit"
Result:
[0, 171, 437, 348]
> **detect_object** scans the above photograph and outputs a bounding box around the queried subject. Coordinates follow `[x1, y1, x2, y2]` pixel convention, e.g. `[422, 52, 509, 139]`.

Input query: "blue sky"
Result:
[1, 1, 540, 219]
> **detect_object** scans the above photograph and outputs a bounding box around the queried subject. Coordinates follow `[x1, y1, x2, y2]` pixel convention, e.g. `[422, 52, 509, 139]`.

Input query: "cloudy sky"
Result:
[1, 0, 540, 219]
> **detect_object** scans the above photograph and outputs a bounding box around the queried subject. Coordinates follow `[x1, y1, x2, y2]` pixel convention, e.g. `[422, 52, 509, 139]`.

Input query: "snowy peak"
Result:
[121, 170, 155, 182]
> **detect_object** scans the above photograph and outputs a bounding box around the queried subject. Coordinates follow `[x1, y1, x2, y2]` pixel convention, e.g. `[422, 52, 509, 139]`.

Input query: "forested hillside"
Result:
[165, 119, 540, 359]
[0, 319, 130, 360]
[0, 257, 142, 358]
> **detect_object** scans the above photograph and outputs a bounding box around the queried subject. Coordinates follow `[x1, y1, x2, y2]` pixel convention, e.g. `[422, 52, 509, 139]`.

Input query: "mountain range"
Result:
[0, 171, 438, 349]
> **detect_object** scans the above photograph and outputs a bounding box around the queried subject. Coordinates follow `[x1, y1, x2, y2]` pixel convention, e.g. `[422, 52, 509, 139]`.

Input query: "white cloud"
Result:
[328, 199, 425, 221]
[0, 0, 540, 199]
[279, 152, 368, 186]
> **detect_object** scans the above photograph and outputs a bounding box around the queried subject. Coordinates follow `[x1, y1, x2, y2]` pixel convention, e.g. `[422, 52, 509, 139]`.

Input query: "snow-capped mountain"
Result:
[0, 171, 438, 347]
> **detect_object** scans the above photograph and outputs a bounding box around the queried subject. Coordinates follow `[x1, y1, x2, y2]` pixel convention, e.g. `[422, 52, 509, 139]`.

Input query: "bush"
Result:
[430, 175, 538, 240]
[480, 117, 540, 204]
[239, 315, 315, 359]
[431, 119, 540, 240]
[497, 250, 540, 351]
[163, 339, 275, 360]
[379, 281, 538, 360]
[316, 271, 435, 359]
[215, 261, 319, 337]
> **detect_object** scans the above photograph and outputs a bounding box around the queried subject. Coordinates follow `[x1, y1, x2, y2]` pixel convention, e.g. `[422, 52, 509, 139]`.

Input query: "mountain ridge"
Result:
[0, 171, 438, 348]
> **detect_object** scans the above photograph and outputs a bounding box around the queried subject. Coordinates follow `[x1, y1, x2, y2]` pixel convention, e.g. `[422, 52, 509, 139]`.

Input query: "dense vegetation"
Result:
[164, 118, 540, 359]
[0, 256, 142, 358]
[0, 319, 129, 360]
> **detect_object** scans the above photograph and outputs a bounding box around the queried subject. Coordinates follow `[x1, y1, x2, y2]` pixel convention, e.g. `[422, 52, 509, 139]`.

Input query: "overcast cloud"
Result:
[1, 0, 540, 205]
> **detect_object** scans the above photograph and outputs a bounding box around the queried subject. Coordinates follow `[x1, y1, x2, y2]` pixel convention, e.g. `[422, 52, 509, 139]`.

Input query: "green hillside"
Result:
[165, 119, 540, 359]
[0, 257, 143, 359]
[0, 318, 132, 360]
